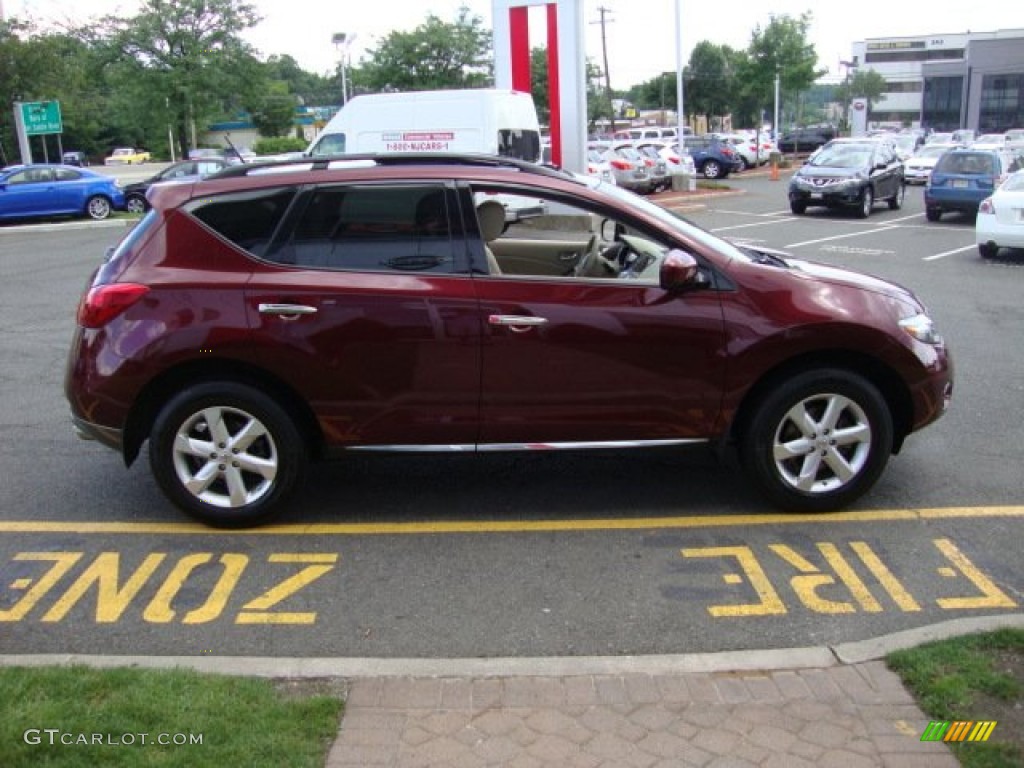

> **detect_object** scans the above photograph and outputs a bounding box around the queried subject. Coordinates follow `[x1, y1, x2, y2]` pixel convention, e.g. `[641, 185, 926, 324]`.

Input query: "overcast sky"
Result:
[6, 0, 1024, 87]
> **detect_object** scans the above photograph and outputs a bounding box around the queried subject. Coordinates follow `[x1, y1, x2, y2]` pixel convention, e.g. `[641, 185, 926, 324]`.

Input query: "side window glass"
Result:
[497, 130, 541, 162]
[54, 168, 80, 181]
[188, 187, 297, 257]
[470, 186, 667, 284]
[272, 185, 456, 274]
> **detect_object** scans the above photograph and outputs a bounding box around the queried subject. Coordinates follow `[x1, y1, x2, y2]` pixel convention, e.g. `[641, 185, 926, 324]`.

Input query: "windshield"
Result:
[597, 181, 750, 262]
[975, 134, 1003, 144]
[809, 146, 872, 168]
[915, 146, 950, 159]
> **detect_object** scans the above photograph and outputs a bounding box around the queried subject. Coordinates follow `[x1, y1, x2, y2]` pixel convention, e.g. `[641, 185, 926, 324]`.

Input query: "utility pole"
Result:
[592, 6, 615, 134]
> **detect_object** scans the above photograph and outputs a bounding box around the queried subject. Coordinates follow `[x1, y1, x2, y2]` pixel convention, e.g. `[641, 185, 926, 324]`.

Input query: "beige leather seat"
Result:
[476, 201, 506, 275]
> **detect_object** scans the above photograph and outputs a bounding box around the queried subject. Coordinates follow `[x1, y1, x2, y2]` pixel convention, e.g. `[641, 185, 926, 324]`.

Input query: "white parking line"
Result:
[882, 213, 924, 224]
[785, 226, 900, 249]
[923, 244, 977, 261]
[711, 218, 796, 233]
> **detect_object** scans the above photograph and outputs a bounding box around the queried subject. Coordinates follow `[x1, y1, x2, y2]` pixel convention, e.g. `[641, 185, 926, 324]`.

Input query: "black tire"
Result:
[739, 369, 893, 513]
[888, 184, 905, 210]
[857, 187, 874, 219]
[148, 381, 307, 527]
[125, 194, 147, 214]
[85, 195, 112, 220]
[790, 200, 806, 215]
[926, 207, 941, 222]
[702, 160, 722, 179]
[979, 242, 999, 259]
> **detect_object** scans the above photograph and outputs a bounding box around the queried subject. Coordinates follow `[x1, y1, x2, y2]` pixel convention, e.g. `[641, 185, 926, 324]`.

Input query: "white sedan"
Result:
[976, 170, 1024, 258]
[904, 144, 957, 185]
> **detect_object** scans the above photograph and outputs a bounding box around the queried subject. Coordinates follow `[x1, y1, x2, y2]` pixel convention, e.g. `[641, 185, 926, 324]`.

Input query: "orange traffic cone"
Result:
[770, 161, 780, 181]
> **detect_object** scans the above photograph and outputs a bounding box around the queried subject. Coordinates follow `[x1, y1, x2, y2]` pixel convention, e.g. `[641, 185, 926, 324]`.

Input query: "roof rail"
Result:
[206, 152, 572, 181]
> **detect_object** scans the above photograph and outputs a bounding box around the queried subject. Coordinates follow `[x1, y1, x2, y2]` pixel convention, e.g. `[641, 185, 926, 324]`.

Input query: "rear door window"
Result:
[267, 184, 460, 274]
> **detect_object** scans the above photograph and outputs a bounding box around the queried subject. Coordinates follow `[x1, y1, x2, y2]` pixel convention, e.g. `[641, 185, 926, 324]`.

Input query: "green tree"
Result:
[357, 6, 491, 92]
[835, 69, 888, 113]
[265, 54, 338, 106]
[247, 80, 297, 138]
[740, 12, 826, 129]
[98, 0, 262, 158]
[686, 42, 738, 129]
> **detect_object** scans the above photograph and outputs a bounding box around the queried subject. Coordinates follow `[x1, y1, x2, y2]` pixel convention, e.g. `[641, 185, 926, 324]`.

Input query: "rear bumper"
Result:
[71, 413, 123, 452]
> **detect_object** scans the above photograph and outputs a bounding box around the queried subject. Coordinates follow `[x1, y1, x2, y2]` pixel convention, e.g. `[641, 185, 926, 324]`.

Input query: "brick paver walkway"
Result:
[325, 662, 959, 767]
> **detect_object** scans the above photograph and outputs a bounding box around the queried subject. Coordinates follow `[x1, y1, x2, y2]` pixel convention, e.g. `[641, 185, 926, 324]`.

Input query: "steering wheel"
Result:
[574, 235, 620, 278]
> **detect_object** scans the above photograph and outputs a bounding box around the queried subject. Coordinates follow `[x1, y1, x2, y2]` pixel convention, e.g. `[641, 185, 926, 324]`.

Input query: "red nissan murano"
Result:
[65, 155, 952, 526]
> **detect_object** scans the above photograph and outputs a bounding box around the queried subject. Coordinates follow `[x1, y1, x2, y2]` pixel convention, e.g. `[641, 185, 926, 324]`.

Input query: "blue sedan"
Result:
[0, 164, 125, 222]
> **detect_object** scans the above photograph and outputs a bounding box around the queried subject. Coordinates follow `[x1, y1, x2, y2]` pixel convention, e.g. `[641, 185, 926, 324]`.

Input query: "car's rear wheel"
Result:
[85, 195, 112, 220]
[790, 200, 806, 214]
[739, 369, 893, 512]
[149, 382, 307, 527]
[888, 184, 905, 210]
[858, 187, 874, 218]
[926, 207, 942, 222]
[702, 160, 722, 179]
[979, 242, 999, 258]
[125, 195, 147, 214]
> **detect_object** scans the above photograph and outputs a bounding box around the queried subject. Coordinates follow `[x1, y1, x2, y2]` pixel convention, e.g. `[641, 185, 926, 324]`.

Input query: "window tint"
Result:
[269, 185, 456, 274]
[189, 187, 297, 257]
[54, 168, 81, 181]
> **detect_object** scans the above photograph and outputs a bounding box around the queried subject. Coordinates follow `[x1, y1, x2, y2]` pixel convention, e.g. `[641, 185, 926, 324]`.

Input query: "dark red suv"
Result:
[65, 154, 953, 526]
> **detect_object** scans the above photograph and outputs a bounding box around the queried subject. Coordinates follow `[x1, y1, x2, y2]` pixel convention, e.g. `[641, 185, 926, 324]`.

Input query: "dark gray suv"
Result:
[788, 138, 905, 218]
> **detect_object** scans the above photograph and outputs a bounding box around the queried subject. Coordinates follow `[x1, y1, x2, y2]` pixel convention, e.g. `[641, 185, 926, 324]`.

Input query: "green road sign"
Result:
[21, 101, 63, 136]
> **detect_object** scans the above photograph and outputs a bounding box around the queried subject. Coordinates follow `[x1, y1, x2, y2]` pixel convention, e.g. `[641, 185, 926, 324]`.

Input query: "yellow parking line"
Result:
[0, 506, 1021, 536]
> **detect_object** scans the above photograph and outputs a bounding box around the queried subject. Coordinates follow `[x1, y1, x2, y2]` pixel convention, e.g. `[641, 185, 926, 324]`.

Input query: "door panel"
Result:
[472, 277, 727, 444]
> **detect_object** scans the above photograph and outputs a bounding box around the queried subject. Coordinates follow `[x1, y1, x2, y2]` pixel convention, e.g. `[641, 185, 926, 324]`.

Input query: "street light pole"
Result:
[332, 33, 357, 105]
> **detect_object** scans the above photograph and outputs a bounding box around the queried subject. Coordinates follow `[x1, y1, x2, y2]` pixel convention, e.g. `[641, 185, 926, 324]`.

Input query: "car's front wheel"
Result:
[858, 187, 874, 218]
[125, 195, 147, 214]
[149, 382, 307, 527]
[740, 369, 893, 512]
[790, 199, 806, 214]
[926, 207, 942, 222]
[85, 195, 112, 220]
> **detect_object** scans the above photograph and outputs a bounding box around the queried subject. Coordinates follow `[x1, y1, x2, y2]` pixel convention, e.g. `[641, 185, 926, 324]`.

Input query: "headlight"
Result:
[899, 313, 942, 345]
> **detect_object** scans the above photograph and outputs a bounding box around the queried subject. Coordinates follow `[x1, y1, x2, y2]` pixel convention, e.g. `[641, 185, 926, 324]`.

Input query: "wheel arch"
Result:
[122, 359, 323, 466]
[728, 350, 915, 454]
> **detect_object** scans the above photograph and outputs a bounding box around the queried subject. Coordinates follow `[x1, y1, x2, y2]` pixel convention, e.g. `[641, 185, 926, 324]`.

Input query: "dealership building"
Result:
[850, 28, 1024, 132]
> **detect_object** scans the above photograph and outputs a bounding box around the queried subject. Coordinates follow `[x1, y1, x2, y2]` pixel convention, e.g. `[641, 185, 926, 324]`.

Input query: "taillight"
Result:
[588, 164, 596, 173]
[667, 156, 681, 164]
[979, 197, 995, 214]
[722, 148, 735, 156]
[77, 283, 149, 328]
[644, 158, 655, 167]
[610, 159, 632, 170]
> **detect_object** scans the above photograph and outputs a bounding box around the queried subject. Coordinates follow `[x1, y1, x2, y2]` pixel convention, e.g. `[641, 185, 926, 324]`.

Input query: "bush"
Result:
[253, 137, 308, 156]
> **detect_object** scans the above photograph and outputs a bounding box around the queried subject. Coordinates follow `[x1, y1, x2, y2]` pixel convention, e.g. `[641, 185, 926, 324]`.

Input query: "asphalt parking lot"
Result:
[0, 170, 1020, 659]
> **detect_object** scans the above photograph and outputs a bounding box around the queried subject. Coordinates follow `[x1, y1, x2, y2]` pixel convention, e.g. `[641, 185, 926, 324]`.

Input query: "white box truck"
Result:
[306, 88, 542, 163]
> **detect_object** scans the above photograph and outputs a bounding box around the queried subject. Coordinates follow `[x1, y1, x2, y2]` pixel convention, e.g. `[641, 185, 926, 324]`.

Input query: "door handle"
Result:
[488, 314, 548, 333]
[258, 303, 318, 317]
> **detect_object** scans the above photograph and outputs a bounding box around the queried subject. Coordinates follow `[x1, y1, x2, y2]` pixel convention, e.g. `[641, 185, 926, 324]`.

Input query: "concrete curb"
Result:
[0, 219, 134, 235]
[3, 614, 1020, 678]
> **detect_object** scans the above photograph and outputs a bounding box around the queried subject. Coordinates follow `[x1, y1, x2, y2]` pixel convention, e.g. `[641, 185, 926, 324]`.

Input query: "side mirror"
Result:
[659, 250, 705, 292]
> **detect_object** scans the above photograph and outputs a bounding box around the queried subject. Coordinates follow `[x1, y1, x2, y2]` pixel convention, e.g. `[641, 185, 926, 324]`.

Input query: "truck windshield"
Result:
[310, 133, 346, 157]
[498, 129, 541, 163]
